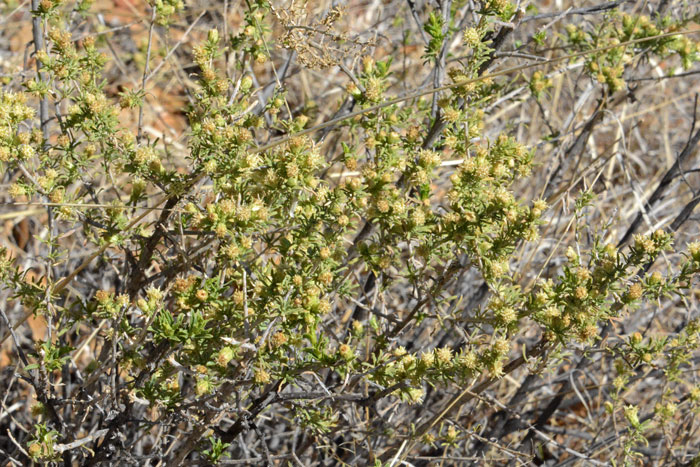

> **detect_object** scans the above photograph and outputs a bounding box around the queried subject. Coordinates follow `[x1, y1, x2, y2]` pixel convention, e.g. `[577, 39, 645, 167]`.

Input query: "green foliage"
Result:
[202, 436, 230, 463]
[563, 11, 699, 92]
[1, 0, 700, 465]
[27, 423, 60, 462]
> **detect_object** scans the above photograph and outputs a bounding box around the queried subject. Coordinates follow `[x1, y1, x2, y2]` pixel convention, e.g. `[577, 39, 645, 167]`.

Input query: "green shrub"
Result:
[1, 0, 700, 464]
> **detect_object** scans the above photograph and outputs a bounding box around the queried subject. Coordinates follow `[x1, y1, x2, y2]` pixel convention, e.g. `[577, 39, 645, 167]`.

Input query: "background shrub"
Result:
[1, 0, 700, 465]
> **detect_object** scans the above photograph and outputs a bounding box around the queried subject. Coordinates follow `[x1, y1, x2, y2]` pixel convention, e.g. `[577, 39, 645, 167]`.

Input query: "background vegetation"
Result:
[1, 0, 700, 465]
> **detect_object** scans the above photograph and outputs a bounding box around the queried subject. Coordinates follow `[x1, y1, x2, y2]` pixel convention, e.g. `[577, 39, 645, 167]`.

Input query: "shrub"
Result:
[1, 0, 700, 465]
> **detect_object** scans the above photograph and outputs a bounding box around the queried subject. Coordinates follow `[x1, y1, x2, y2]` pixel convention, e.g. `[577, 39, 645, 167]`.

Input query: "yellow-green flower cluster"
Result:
[529, 71, 552, 99]
[444, 136, 538, 281]
[0, 91, 37, 164]
[572, 12, 700, 92]
[153, 0, 184, 26]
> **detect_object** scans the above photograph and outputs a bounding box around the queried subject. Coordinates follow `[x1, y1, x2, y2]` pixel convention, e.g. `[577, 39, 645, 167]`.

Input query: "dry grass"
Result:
[1, 0, 700, 465]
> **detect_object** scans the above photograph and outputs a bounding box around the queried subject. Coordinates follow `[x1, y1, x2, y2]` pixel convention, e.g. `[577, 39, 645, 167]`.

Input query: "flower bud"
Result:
[207, 28, 219, 44]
